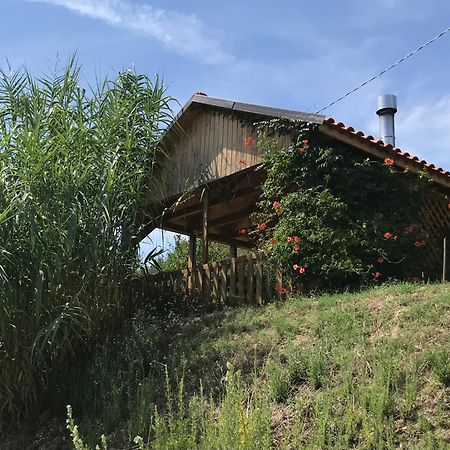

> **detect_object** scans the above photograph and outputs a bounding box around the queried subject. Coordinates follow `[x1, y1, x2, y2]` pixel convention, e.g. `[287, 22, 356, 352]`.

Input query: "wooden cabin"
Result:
[139, 94, 450, 303]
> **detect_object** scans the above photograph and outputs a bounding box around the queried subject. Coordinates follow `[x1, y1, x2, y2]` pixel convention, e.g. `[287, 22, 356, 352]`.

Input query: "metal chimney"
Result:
[376, 94, 397, 146]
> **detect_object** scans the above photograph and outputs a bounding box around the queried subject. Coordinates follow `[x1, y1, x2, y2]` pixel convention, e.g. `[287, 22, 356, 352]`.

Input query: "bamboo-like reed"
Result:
[0, 58, 173, 421]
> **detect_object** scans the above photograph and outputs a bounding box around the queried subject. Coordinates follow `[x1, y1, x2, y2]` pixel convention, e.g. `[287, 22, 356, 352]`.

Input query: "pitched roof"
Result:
[322, 117, 450, 180]
[175, 94, 450, 190]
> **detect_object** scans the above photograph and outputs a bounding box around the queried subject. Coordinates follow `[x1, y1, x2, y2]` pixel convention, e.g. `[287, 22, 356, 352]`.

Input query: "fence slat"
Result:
[230, 257, 237, 302]
[255, 254, 263, 305]
[145, 253, 271, 306]
[220, 260, 228, 304]
[246, 254, 254, 304]
[204, 264, 211, 303]
[238, 256, 245, 301]
[212, 262, 220, 304]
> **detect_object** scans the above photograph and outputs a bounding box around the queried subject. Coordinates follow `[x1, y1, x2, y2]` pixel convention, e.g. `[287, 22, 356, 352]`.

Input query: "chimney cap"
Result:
[376, 94, 397, 115]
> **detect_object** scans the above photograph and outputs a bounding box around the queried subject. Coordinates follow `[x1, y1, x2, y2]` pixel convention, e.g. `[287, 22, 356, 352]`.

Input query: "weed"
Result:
[427, 347, 450, 386]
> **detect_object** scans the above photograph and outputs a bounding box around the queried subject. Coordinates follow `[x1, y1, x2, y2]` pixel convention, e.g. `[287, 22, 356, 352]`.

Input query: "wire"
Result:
[315, 25, 450, 114]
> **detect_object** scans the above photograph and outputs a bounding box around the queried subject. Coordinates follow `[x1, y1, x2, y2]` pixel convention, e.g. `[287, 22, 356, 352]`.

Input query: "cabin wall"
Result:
[160, 109, 291, 198]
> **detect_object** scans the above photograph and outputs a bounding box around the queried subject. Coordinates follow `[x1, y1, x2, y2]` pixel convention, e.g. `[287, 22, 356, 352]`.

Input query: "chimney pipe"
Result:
[376, 94, 397, 146]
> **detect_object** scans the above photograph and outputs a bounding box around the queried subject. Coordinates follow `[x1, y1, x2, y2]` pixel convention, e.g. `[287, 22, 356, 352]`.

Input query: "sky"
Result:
[3, 0, 450, 255]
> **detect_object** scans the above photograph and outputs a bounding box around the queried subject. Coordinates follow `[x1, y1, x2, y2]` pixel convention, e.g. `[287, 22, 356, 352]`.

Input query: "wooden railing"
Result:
[147, 253, 271, 305]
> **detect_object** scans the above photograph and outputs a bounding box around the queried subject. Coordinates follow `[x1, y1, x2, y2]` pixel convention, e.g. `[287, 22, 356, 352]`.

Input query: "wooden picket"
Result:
[148, 253, 270, 304]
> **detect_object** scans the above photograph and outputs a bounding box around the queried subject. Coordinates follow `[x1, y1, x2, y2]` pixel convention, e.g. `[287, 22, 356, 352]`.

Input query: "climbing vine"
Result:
[249, 119, 433, 291]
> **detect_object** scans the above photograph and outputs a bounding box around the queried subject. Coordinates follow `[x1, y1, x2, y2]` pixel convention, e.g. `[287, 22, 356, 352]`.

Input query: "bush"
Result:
[251, 119, 434, 291]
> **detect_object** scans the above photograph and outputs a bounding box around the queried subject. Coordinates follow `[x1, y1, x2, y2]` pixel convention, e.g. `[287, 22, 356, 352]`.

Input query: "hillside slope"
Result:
[5, 283, 450, 449]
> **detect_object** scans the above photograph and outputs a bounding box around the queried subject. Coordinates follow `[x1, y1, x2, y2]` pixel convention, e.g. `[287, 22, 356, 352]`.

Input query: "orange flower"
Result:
[294, 236, 301, 242]
[273, 201, 280, 209]
[244, 137, 255, 148]
[302, 139, 309, 146]
[271, 237, 277, 244]
[299, 267, 305, 274]
[239, 228, 247, 235]
[298, 147, 305, 154]
[384, 232, 392, 239]
[287, 236, 292, 243]
[293, 245, 300, 252]
[257, 223, 267, 231]
[377, 257, 384, 264]
[375, 271, 382, 279]
[239, 159, 246, 165]
[293, 264, 300, 271]
[384, 157, 394, 166]
[275, 284, 287, 294]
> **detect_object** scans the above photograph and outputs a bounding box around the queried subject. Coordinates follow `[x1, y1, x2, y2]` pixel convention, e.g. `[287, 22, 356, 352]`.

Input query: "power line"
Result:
[315, 25, 450, 114]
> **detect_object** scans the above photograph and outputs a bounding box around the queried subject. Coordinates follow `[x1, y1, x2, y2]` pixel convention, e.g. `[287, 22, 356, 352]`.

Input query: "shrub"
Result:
[251, 119, 434, 291]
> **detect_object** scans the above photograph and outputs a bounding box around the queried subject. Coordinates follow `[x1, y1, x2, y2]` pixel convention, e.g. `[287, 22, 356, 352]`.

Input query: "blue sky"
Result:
[3, 0, 450, 254]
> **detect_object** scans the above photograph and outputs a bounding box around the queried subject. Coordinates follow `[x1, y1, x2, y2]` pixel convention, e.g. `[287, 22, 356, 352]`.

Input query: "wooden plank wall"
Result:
[161, 109, 291, 198]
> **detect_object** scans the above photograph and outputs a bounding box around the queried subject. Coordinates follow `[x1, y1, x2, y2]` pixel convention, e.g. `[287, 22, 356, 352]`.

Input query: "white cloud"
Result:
[364, 94, 450, 169]
[28, 0, 232, 65]
[394, 96, 450, 169]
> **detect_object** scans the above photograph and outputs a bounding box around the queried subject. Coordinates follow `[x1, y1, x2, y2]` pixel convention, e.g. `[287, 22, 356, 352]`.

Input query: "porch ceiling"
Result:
[157, 166, 265, 247]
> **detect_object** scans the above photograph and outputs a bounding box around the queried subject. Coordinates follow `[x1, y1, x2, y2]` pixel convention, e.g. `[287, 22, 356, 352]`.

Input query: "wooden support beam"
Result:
[229, 244, 238, 258]
[158, 221, 254, 248]
[188, 234, 197, 291]
[162, 186, 260, 223]
[202, 189, 209, 264]
[209, 210, 252, 228]
[188, 234, 196, 269]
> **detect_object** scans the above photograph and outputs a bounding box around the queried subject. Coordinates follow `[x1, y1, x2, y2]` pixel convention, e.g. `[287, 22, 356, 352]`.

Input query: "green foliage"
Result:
[252, 119, 434, 290]
[67, 363, 272, 450]
[0, 58, 173, 421]
[36, 283, 450, 450]
[157, 234, 231, 272]
[427, 347, 450, 386]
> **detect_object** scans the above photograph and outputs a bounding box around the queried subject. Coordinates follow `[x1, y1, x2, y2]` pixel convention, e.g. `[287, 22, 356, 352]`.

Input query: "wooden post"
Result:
[237, 256, 245, 302]
[229, 244, 238, 258]
[247, 254, 254, 304]
[443, 236, 447, 283]
[255, 253, 263, 305]
[202, 190, 209, 264]
[212, 262, 219, 304]
[188, 234, 196, 292]
[220, 261, 227, 304]
[204, 263, 211, 303]
[230, 257, 237, 302]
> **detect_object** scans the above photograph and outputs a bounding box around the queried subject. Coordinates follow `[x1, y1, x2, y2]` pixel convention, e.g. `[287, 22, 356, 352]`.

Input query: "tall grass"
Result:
[0, 58, 173, 422]
[67, 363, 273, 450]
[60, 284, 450, 449]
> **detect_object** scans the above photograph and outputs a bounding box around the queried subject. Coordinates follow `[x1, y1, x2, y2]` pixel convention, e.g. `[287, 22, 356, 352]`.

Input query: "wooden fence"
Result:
[420, 193, 450, 280]
[147, 253, 272, 305]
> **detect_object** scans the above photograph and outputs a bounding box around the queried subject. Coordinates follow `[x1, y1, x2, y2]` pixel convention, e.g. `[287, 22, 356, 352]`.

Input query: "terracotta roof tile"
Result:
[323, 116, 450, 179]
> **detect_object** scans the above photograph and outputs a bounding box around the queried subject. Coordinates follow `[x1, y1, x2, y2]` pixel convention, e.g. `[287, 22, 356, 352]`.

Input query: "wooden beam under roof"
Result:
[319, 124, 450, 190]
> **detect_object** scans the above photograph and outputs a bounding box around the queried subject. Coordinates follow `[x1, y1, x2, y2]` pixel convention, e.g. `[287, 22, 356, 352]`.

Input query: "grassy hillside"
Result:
[6, 283, 450, 449]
